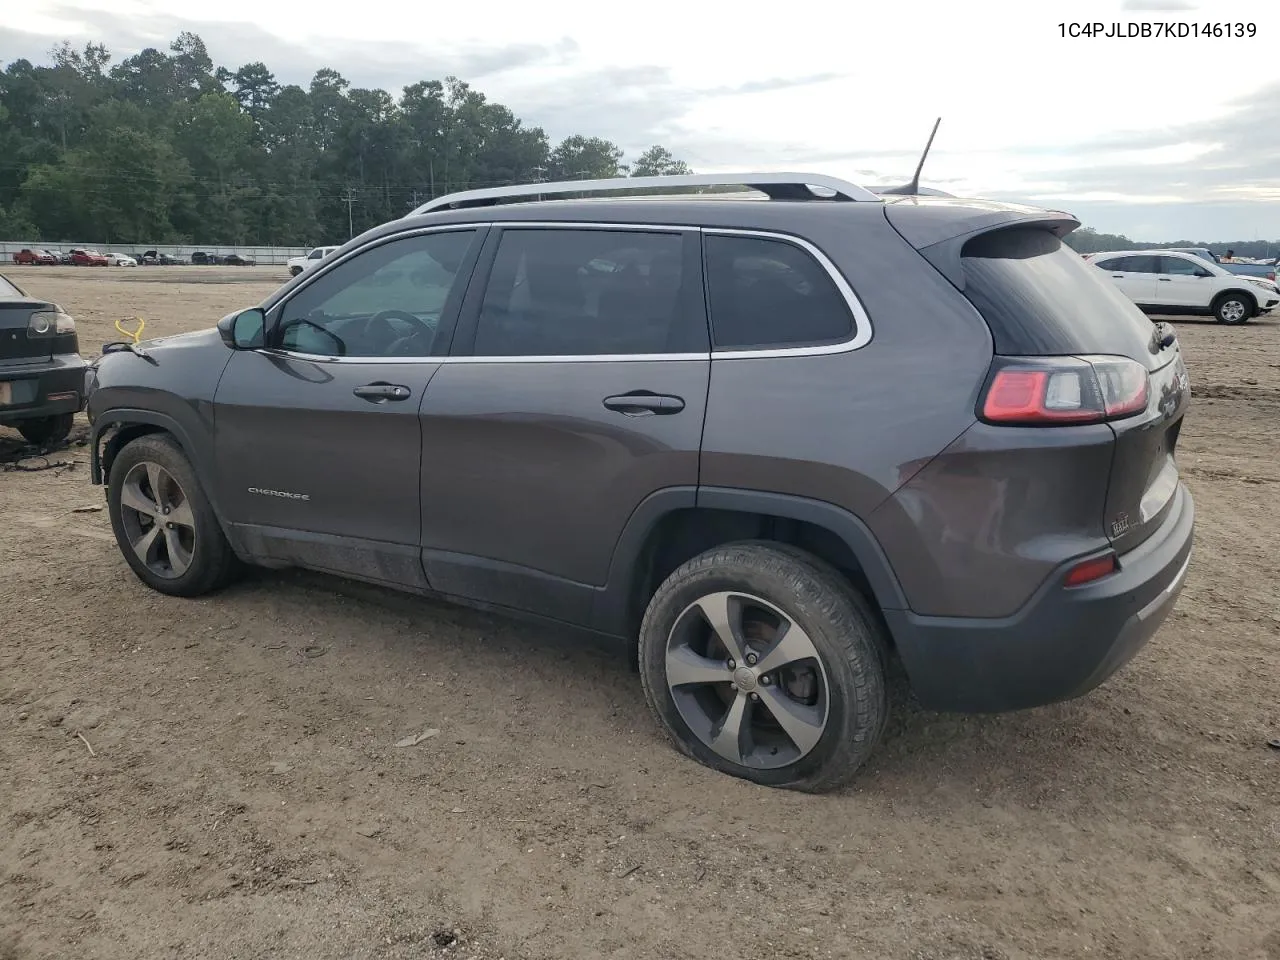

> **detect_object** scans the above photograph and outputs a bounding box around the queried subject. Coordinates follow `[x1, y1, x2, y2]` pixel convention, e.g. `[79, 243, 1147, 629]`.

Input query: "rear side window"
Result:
[961, 228, 1155, 358]
[1159, 256, 1203, 276]
[474, 228, 698, 357]
[704, 234, 853, 349]
[1118, 255, 1158, 273]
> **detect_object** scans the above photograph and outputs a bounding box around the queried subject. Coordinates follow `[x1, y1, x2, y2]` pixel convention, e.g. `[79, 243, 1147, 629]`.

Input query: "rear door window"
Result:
[703, 234, 853, 349]
[472, 228, 699, 357]
[1117, 255, 1159, 273]
[961, 228, 1155, 359]
[1158, 256, 1204, 276]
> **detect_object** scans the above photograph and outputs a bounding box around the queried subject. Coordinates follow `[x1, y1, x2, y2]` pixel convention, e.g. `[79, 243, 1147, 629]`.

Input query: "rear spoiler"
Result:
[883, 202, 1080, 291]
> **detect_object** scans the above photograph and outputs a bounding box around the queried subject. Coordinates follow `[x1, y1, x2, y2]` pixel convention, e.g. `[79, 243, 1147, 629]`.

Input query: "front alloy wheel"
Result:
[118, 460, 197, 578]
[106, 433, 240, 596]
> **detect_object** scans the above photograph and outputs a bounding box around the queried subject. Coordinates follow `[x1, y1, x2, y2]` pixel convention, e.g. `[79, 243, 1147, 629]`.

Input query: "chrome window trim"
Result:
[701, 227, 872, 358]
[264, 220, 872, 365]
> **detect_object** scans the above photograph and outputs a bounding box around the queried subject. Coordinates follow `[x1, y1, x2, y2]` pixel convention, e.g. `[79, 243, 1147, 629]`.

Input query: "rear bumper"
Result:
[0, 353, 88, 424]
[886, 482, 1195, 712]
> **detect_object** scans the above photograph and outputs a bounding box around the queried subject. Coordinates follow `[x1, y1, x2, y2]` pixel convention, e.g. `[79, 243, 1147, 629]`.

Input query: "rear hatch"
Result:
[883, 203, 1189, 556]
[956, 227, 1189, 553]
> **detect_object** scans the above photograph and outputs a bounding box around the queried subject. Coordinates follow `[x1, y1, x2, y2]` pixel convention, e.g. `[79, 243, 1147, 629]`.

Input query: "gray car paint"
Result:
[86, 191, 1194, 713]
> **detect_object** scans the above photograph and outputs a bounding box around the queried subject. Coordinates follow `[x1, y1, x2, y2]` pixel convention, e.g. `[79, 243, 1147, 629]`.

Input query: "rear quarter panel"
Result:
[698, 207, 994, 580]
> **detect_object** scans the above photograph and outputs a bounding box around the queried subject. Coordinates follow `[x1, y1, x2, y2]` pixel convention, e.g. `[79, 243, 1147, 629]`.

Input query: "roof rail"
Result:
[407, 172, 880, 216]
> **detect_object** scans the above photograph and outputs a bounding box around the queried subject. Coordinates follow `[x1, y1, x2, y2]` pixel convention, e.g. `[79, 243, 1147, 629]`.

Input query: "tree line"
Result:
[1064, 227, 1278, 261]
[0, 33, 693, 246]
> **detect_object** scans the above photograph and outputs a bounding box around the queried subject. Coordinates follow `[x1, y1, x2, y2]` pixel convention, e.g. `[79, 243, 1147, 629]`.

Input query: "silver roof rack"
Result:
[407, 172, 880, 216]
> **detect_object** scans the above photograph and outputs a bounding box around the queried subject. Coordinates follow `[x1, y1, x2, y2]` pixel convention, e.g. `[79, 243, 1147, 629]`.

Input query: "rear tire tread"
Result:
[637, 540, 889, 793]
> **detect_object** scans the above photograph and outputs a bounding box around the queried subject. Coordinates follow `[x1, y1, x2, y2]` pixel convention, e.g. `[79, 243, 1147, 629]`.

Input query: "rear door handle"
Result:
[353, 382, 412, 403]
[1158, 278, 1172, 282]
[602, 392, 685, 416]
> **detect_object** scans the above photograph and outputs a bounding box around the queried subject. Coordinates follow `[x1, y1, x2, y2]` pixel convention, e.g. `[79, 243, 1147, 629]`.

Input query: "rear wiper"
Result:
[102, 340, 157, 364]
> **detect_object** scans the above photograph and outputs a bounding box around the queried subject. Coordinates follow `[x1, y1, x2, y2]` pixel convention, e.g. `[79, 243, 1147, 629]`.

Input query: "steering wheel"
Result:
[368, 309, 437, 357]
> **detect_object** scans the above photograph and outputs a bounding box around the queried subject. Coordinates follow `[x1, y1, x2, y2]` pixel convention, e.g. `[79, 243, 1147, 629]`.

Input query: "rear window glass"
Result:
[961, 228, 1154, 359]
[704, 234, 853, 349]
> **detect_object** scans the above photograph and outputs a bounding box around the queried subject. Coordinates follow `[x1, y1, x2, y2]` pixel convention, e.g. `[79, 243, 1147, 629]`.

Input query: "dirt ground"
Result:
[2, 265, 1278, 960]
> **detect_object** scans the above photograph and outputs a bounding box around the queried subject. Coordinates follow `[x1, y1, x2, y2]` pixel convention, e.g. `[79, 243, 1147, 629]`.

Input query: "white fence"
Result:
[1, 241, 312, 266]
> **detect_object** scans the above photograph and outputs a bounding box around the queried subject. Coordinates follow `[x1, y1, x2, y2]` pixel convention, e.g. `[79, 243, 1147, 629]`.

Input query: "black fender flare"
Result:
[590, 485, 909, 636]
[90, 408, 201, 482]
[88, 405, 230, 512]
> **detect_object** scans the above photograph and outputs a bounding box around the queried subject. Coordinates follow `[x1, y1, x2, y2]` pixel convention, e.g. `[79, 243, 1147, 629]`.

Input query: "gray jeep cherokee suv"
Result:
[85, 173, 1194, 791]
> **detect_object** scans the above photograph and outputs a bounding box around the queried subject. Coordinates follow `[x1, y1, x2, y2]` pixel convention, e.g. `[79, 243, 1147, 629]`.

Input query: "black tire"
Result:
[106, 433, 241, 597]
[638, 541, 889, 793]
[17, 413, 74, 446]
[1213, 292, 1253, 325]
[289, 266, 303, 277]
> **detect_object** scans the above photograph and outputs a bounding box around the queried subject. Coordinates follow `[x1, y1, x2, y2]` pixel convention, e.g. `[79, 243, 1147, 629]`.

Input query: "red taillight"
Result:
[980, 356, 1150, 426]
[1065, 553, 1118, 587]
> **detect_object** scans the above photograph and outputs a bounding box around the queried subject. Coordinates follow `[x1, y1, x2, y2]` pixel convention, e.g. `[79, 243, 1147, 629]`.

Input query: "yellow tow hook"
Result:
[114, 317, 146, 344]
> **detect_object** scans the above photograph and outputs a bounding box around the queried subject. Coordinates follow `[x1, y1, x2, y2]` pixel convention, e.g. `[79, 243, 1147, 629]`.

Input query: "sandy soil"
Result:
[2, 266, 1278, 960]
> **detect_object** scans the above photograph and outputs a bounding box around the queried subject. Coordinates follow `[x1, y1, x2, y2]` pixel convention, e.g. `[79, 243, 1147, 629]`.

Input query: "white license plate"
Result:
[0, 381, 11, 405]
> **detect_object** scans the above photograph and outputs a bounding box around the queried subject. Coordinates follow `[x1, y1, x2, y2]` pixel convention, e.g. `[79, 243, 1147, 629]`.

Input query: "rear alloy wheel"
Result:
[638, 542, 888, 792]
[17, 413, 74, 447]
[1214, 294, 1252, 325]
[107, 434, 240, 596]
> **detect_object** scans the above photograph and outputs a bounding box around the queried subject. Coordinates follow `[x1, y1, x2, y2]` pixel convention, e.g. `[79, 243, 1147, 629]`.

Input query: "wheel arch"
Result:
[91, 409, 200, 485]
[593, 486, 909, 641]
[1212, 287, 1259, 316]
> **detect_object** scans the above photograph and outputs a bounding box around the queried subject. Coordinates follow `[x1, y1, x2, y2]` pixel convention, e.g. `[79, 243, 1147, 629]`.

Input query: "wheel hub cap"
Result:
[732, 666, 758, 692]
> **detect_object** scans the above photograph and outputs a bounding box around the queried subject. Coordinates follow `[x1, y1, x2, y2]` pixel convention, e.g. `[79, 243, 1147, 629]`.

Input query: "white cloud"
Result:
[4, 0, 1280, 239]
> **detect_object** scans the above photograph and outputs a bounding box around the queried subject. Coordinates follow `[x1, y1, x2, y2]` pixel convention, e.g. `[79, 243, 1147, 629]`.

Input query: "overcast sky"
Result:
[5, 0, 1279, 241]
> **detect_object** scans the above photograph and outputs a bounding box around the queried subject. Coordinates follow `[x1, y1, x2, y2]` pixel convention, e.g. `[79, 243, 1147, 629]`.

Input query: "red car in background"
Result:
[11, 248, 58, 265]
[68, 248, 109, 266]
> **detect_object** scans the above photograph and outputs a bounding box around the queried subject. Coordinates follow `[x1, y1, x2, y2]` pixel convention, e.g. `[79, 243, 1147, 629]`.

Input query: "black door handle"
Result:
[1158, 278, 1173, 282]
[602, 392, 685, 416]
[353, 382, 411, 403]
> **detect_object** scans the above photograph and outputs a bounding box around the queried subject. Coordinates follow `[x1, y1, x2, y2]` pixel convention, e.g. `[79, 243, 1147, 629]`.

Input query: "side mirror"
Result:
[1195, 270, 1213, 278]
[217, 307, 265, 349]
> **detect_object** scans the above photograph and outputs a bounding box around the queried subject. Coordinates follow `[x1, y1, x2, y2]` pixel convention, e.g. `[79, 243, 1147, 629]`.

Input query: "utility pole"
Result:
[342, 188, 359, 239]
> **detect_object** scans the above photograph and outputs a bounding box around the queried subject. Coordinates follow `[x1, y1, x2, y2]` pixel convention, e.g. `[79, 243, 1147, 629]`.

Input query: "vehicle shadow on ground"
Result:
[236, 564, 1123, 796]
[0, 422, 89, 467]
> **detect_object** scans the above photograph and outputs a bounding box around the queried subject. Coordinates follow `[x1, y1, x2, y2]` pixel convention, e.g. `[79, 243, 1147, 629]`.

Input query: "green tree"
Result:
[630, 145, 692, 177]
[547, 135, 626, 180]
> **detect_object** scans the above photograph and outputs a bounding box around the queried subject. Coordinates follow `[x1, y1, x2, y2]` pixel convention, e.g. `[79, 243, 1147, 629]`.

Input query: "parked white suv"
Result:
[286, 245, 340, 277]
[1085, 249, 1279, 325]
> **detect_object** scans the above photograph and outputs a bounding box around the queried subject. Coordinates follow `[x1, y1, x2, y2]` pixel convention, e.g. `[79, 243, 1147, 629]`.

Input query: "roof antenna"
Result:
[879, 117, 943, 196]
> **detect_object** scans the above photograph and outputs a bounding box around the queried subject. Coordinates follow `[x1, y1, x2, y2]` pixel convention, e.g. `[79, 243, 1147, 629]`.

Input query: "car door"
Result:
[1095, 255, 1159, 307]
[1155, 254, 1213, 309]
[213, 225, 486, 589]
[416, 223, 710, 625]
